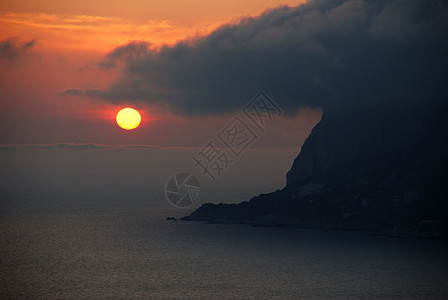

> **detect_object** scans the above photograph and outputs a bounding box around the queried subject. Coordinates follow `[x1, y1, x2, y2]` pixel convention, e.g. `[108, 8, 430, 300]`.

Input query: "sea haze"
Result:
[1, 148, 447, 299]
[0, 147, 295, 213]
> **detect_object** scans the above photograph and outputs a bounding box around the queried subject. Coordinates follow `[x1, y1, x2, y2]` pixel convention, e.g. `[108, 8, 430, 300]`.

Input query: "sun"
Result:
[116, 108, 141, 130]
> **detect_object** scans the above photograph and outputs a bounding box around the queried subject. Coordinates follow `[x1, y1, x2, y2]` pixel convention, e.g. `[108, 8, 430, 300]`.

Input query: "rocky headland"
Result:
[182, 103, 448, 239]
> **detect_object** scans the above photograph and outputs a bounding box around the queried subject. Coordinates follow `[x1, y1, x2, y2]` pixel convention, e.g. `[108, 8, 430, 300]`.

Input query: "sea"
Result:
[1, 148, 447, 299]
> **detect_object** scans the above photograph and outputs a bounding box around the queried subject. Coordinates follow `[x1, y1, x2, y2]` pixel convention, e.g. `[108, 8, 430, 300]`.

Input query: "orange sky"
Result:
[0, 0, 306, 51]
[0, 0, 319, 146]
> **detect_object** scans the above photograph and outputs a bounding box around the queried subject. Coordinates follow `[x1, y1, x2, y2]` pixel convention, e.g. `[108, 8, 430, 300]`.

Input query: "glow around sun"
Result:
[116, 107, 141, 130]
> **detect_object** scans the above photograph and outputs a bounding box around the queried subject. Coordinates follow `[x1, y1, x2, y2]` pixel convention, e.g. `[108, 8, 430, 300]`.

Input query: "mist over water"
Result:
[0, 148, 292, 213]
[1, 149, 447, 298]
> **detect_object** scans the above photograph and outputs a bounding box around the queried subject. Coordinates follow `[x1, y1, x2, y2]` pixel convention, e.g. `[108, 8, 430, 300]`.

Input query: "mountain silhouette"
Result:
[183, 101, 448, 238]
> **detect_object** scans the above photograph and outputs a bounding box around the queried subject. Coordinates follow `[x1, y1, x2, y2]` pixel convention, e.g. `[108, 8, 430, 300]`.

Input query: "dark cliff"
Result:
[286, 103, 447, 185]
[183, 102, 448, 238]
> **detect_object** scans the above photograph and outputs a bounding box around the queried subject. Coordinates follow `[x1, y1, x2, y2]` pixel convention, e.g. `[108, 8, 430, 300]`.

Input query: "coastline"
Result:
[180, 213, 448, 240]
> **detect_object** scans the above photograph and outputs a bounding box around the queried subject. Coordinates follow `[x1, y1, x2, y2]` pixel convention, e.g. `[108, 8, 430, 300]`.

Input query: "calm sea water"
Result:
[1, 149, 447, 299]
[1, 205, 448, 299]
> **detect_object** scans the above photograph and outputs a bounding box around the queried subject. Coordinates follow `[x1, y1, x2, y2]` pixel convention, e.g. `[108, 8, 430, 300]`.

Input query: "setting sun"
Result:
[116, 108, 141, 130]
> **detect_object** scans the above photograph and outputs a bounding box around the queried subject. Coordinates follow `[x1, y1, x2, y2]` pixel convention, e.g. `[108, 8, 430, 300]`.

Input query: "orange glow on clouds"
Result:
[0, 0, 313, 146]
[0, 12, 203, 52]
[0, 1, 306, 52]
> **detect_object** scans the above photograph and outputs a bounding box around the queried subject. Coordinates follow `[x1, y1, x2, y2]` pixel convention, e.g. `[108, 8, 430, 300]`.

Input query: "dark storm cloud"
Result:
[82, 0, 447, 115]
[57, 89, 83, 96]
[0, 38, 36, 62]
[98, 41, 152, 69]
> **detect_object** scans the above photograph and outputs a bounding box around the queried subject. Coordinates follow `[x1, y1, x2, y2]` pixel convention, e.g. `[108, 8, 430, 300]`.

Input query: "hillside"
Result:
[182, 102, 448, 238]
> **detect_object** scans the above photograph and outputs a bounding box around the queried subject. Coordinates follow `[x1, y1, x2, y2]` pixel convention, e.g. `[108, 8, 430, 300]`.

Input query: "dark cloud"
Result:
[57, 89, 83, 96]
[82, 0, 447, 115]
[98, 41, 152, 69]
[0, 38, 36, 63]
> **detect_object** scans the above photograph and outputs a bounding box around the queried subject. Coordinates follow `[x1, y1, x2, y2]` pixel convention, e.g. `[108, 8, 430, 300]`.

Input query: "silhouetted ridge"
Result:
[183, 102, 448, 238]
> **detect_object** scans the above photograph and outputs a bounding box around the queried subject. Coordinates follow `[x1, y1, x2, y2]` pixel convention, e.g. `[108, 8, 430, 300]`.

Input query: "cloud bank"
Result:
[78, 0, 447, 115]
